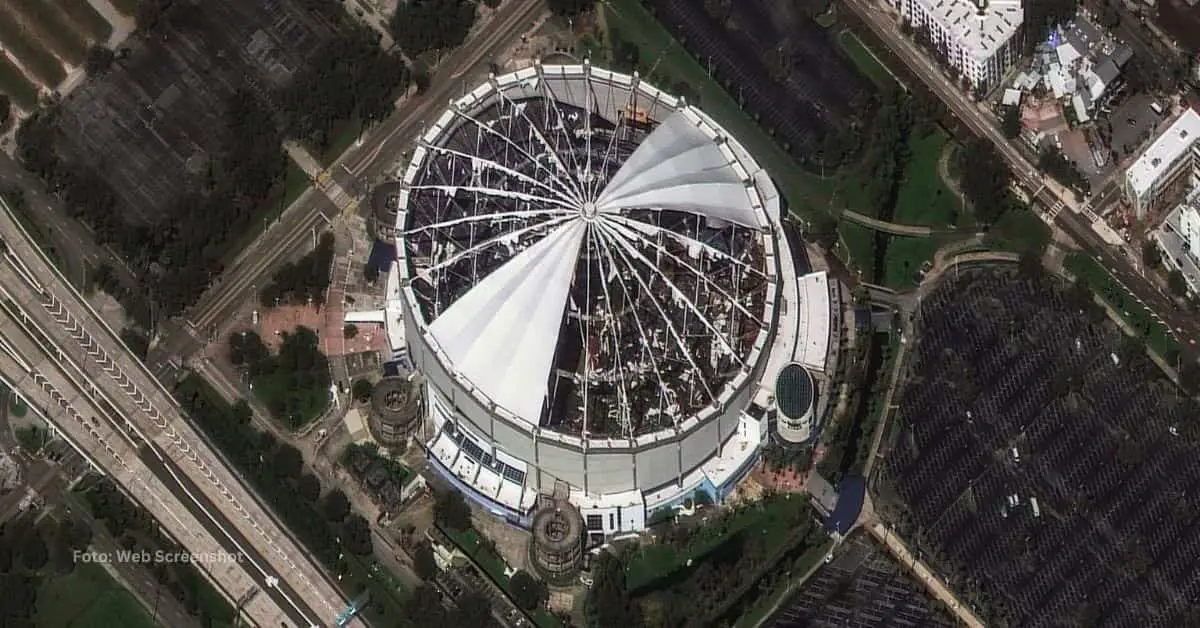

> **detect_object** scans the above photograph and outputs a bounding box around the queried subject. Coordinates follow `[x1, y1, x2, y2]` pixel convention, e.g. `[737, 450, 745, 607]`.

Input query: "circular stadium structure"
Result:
[395, 62, 824, 533]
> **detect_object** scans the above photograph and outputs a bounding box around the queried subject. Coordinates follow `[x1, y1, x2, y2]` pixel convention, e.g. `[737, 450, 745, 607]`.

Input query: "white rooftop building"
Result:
[1123, 108, 1200, 219]
[893, 0, 1024, 90]
[1154, 188, 1200, 297]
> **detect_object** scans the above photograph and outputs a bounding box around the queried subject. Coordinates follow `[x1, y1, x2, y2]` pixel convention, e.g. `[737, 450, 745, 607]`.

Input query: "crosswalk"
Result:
[1044, 199, 1066, 220]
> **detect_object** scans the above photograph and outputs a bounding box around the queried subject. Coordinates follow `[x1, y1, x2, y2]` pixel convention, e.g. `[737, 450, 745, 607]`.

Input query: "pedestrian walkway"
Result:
[841, 210, 934, 237]
[867, 522, 986, 628]
[284, 142, 359, 215]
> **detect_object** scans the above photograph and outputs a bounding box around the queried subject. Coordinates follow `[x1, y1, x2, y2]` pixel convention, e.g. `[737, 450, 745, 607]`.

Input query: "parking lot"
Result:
[644, 0, 872, 162]
[1106, 92, 1164, 159]
[881, 267, 1200, 627]
[769, 533, 957, 628]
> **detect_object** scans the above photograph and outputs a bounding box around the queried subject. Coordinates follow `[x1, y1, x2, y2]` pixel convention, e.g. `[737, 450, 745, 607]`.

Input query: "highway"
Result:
[0, 296, 294, 626]
[845, 0, 1200, 360]
[0, 197, 358, 627]
[148, 0, 549, 371]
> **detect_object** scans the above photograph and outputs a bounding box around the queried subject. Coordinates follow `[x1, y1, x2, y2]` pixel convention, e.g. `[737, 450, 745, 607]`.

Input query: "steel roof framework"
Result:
[402, 69, 773, 438]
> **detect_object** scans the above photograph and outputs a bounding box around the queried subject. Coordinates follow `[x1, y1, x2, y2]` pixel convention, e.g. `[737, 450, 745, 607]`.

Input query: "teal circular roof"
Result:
[775, 363, 815, 420]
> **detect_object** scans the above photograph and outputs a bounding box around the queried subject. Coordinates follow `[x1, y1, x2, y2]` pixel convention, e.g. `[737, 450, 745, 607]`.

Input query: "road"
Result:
[845, 0, 1200, 360]
[0, 198, 359, 627]
[0, 300, 298, 626]
[0, 153, 138, 292]
[147, 0, 549, 373]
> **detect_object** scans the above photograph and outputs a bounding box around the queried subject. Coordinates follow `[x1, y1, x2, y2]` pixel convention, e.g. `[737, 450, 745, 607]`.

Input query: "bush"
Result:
[434, 489, 472, 531]
[352, 379, 374, 403]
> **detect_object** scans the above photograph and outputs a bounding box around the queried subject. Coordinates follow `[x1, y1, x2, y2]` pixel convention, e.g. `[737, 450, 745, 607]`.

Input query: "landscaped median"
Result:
[437, 525, 565, 628]
[1063, 252, 1182, 360]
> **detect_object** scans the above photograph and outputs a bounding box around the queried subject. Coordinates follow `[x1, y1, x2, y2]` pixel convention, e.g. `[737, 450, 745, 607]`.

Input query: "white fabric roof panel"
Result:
[597, 111, 766, 229]
[427, 220, 587, 422]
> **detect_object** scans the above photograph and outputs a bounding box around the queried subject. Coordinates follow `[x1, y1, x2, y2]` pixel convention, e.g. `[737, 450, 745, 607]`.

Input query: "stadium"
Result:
[391, 62, 836, 535]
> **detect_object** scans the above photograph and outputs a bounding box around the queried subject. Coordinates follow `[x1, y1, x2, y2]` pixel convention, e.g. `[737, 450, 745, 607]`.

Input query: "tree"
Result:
[451, 591, 492, 626]
[271, 444, 304, 479]
[408, 583, 446, 624]
[296, 473, 322, 503]
[352, 379, 374, 403]
[343, 324, 358, 339]
[960, 138, 1014, 224]
[509, 570, 548, 610]
[85, 45, 115, 76]
[321, 489, 351, 522]
[1001, 105, 1021, 139]
[389, 0, 478, 56]
[482, 0, 501, 6]
[1018, 249, 1043, 280]
[1168, 269, 1189, 298]
[434, 489, 472, 531]
[1142, 241, 1162, 269]
[18, 531, 47, 571]
[342, 514, 373, 556]
[412, 541, 438, 580]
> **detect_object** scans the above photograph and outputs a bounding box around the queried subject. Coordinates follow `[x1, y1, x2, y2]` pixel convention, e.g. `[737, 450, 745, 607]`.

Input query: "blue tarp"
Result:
[825, 475, 866, 535]
[367, 240, 397, 273]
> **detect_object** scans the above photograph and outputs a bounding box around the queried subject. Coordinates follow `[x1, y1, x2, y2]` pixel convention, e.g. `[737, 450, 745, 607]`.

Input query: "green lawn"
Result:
[836, 30, 894, 89]
[318, 119, 362, 167]
[36, 562, 158, 628]
[880, 132, 969, 288]
[623, 497, 812, 593]
[603, 0, 837, 220]
[1065, 252, 1182, 358]
[731, 538, 834, 628]
[837, 221, 875, 279]
[985, 206, 1050, 254]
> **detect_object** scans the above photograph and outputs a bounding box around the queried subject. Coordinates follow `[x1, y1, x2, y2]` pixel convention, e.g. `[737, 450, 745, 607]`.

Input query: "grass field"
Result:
[985, 205, 1050, 254]
[442, 527, 565, 628]
[881, 132, 969, 287]
[603, 0, 837, 220]
[0, 54, 39, 109]
[1065, 252, 1182, 358]
[836, 30, 894, 89]
[0, 12, 67, 86]
[36, 562, 158, 628]
[623, 497, 813, 593]
[51, 0, 115, 44]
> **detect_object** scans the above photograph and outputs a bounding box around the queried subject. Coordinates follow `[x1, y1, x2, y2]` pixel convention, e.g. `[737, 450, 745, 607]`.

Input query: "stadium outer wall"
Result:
[397, 63, 796, 534]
